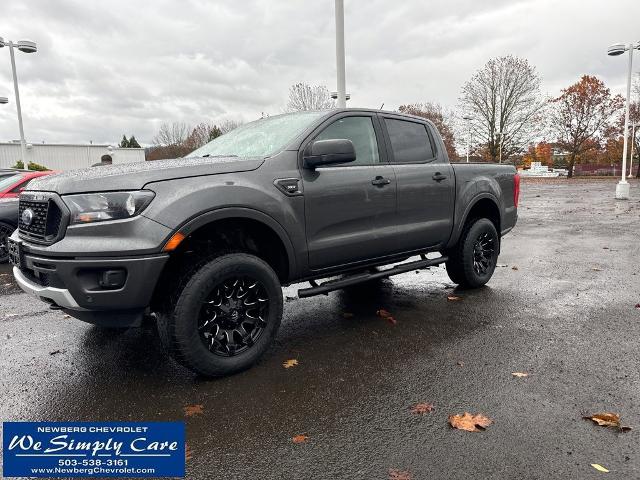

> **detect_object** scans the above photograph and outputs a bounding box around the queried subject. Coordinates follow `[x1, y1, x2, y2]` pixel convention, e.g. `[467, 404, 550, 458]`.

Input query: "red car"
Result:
[0, 171, 54, 199]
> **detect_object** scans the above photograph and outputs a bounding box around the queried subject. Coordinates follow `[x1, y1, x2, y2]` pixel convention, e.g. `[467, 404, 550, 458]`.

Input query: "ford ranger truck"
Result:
[9, 109, 519, 376]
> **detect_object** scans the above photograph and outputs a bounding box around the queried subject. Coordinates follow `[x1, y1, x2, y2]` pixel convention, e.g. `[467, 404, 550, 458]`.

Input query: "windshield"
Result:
[0, 174, 22, 191]
[189, 111, 326, 159]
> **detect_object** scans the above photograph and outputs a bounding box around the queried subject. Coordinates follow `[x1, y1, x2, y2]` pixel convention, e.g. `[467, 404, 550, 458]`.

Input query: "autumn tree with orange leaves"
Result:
[549, 75, 623, 178]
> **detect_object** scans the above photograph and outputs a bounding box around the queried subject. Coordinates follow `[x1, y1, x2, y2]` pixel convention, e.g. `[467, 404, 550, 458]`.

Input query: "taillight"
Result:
[513, 173, 521, 207]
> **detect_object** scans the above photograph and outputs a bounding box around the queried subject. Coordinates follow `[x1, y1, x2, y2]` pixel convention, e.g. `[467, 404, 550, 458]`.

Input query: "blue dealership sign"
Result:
[2, 422, 185, 477]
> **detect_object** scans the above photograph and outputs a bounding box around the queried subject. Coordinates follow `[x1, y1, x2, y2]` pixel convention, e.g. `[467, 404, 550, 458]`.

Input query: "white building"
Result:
[0, 142, 145, 171]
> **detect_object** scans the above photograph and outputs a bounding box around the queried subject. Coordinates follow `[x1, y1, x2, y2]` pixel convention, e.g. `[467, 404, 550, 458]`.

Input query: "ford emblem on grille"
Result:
[21, 208, 35, 226]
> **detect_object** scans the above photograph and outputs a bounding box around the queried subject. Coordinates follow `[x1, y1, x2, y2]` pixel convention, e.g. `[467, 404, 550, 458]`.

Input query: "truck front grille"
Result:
[18, 197, 63, 243]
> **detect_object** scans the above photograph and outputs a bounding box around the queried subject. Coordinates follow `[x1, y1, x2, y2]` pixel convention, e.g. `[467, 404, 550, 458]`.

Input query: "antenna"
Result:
[379, 103, 384, 110]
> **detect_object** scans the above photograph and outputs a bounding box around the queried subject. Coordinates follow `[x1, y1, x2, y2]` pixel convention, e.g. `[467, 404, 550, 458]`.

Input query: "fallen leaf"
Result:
[185, 443, 192, 461]
[63, 314, 71, 319]
[449, 412, 493, 432]
[389, 469, 413, 480]
[592, 267, 603, 272]
[184, 404, 204, 417]
[457, 361, 464, 367]
[410, 403, 435, 414]
[285, 296, 296, 302]
[447, 295, 462, 301]
[511, 265, 519, 271]
[376, 309, 397, 325]
[591, 464, 609, 473]
[603, 246, 609, 250]
[49, 349, 65, 356]
[512, 372, 529, 378]
[496, 264, 508, 268]
[292, 434, 308, 444]
[342, 312, 354, 319]
[583, 412, 631, 431]
[635, 304, 640, 309]
[282, 359, 299, 369]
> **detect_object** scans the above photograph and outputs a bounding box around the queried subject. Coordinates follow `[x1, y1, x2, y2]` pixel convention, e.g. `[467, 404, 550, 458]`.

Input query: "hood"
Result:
[26, 156, 265, 195]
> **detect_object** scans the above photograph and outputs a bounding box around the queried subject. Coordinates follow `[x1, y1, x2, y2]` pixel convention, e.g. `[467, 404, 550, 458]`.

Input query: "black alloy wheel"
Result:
[198, 276, 269, 356]
[472, 232, 496, 276]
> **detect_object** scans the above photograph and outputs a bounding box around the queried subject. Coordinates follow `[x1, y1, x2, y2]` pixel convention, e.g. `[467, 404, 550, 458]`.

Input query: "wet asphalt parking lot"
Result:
[1, 178, 640, 479]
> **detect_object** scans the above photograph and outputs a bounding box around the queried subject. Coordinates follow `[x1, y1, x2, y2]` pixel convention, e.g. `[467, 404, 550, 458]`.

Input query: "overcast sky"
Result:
[0, 0, 639, 145]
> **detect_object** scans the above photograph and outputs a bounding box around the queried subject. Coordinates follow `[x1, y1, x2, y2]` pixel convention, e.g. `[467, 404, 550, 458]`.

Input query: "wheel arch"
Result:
[447, 194, 501, 249]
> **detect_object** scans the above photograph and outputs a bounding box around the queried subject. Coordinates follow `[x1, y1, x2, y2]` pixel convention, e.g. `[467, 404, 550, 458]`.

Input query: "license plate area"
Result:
[7, 238, 23, 268]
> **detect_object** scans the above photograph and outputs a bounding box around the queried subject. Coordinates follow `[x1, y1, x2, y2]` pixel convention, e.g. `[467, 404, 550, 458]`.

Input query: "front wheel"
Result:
[445, 218, 499, 289]
[157, 253, 283, 377]
[0, 222, 15, 263]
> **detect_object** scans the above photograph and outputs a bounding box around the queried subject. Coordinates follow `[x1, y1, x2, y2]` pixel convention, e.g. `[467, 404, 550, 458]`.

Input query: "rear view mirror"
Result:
[303, 139, 356, 169]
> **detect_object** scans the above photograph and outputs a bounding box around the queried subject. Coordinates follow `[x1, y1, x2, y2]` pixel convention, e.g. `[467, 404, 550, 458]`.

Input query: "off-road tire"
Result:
[157, 253, 283, 377]
[445, 218, 499, 289]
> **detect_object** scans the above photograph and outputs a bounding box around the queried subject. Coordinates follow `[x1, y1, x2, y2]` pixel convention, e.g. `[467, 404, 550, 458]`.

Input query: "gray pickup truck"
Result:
[9, 109, 519, 376]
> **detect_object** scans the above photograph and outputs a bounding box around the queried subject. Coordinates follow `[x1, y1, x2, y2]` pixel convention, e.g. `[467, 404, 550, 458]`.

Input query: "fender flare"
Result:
[447, 192, 502, 249]
[173, 207, 297, 280]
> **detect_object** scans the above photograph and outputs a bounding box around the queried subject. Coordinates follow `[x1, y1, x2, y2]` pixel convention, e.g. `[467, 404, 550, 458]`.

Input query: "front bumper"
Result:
[11, 236, 169, 326]
[13, 266, 84, 309]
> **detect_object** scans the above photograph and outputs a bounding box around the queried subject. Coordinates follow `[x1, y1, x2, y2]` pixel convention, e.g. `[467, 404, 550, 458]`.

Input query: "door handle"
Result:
[432, 172, 447, 181]
[371, 176, 391, 186]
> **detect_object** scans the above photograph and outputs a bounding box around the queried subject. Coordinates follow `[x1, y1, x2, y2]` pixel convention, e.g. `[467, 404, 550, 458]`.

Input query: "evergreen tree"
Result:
[119, 135, 130, 148]
[208, 125, 223, 141]
[128, 135, 141, 148]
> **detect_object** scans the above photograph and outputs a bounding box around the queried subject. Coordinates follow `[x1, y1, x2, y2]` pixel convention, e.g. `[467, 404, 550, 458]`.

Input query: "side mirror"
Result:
[303, 139, 356, 169]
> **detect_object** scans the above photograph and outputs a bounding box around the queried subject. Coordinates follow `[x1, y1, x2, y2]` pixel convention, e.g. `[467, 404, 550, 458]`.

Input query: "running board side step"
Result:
[297, 255, 448, 298]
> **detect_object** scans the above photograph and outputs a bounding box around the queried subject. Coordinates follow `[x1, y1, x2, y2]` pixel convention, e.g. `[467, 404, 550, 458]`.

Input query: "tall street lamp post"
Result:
[463, 116, 472, 163]
[629, 122, 638, 178]
[0, 37, 37, 170]
[607, 41, 640, 199]
[334, 0, 346, 108]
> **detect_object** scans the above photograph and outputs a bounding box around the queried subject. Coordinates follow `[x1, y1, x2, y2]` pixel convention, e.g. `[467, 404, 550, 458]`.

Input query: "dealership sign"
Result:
[2, 422, 185, 477]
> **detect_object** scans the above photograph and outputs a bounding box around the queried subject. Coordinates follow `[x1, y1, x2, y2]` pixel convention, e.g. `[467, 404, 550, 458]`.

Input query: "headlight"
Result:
[63, 190, 155, 225]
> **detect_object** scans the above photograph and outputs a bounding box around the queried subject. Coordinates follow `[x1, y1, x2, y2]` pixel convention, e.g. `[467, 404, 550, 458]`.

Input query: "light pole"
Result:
[0, 37, 37, 170]
[463, 116, 472, 163]
[607, 41, 640, 199]
[629, 122, 638, 178]
[334, 0, 346, 108]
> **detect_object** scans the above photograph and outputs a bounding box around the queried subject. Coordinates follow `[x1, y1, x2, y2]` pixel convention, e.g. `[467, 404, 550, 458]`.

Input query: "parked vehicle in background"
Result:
[0, 171, 54, 199]
[0, 198, 19, 263]
[8, 109, 519, 377]
[0, 168, 20, 182]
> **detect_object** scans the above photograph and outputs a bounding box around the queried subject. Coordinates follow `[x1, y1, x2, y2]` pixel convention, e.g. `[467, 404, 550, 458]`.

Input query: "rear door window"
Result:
[385, 119, 435, 163]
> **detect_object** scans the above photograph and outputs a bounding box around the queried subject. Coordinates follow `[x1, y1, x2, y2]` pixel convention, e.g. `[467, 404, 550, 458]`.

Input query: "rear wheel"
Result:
[0, 222, 15, 263]
[445, 218, 499, 288]
[157, 253, 283, 377]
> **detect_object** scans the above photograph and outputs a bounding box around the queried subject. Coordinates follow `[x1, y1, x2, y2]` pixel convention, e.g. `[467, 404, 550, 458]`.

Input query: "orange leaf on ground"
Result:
[184, 404, 204, 417]
[512, 372, 529, 378]
[583, 412, 632, 431]
[292, 434, 308, 444]
[410, 403, 435, 414]
[282, 359, 299, 369]
[512, 265, 519, 270]
[449, 412, 493, 432]
[447, 295, 462, 301]
[389, 468, 413, 480]
[185, 443, 192, 461]
[376, 309, 397, 325]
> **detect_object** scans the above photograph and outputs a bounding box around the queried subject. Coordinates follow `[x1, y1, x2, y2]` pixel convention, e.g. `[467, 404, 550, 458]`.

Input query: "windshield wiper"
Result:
[201, 154, 238, 158]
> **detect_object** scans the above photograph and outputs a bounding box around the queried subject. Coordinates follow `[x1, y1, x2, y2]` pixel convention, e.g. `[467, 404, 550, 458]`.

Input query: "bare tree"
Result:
[398, 102, 458, 161]
[548, 75, 623, 178]
[218, 119, 242, 134]
[286, 83, 335, 111]
[153, 122, 190, 147]
[459, 56, 544, 163]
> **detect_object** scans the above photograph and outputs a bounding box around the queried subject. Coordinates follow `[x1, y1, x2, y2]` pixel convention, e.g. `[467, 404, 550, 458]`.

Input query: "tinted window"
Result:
[315, 116, 380, 165]
[385, 119, 435, 163]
